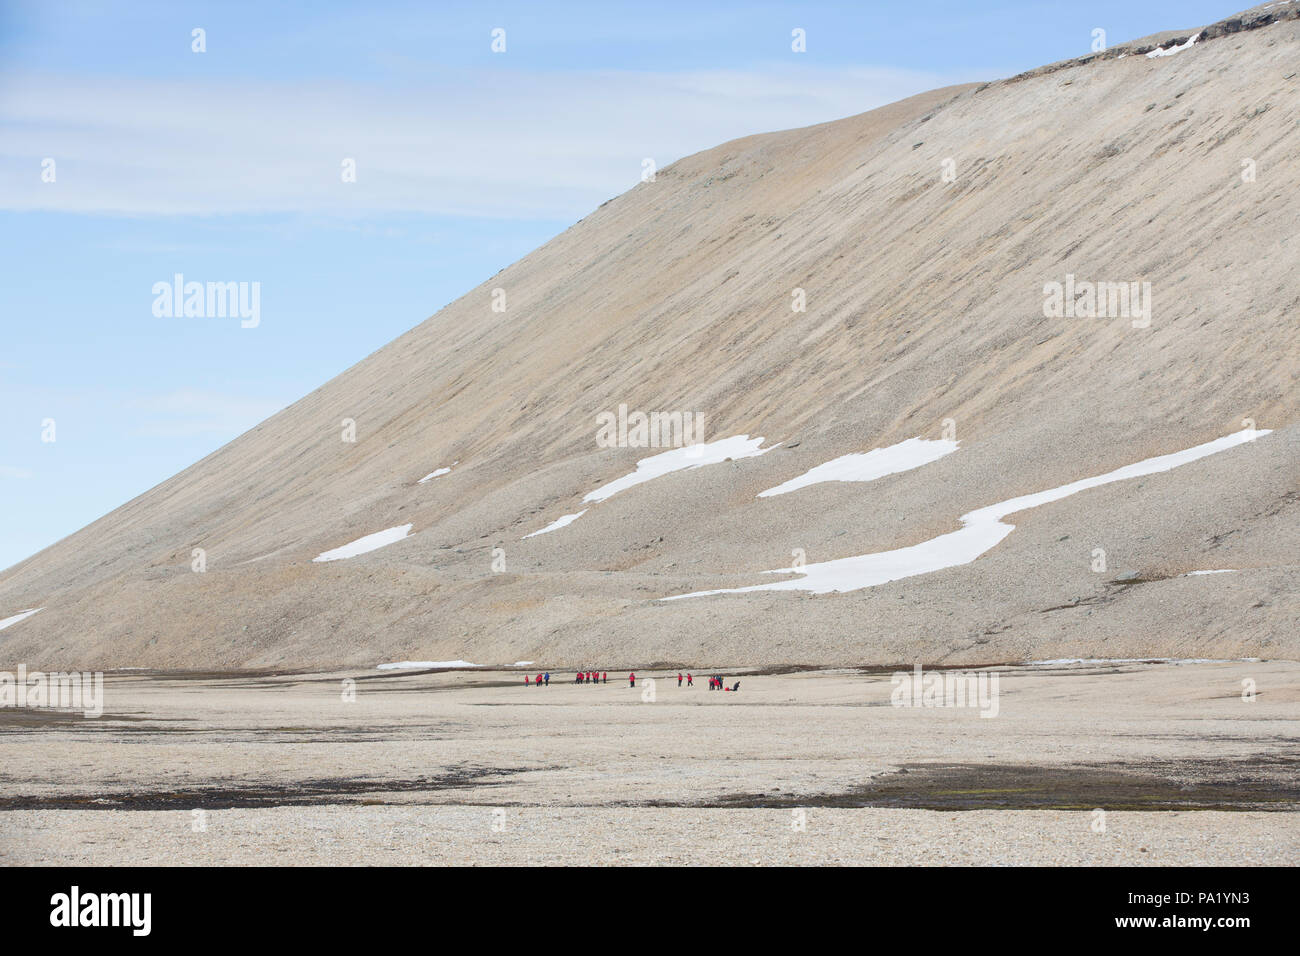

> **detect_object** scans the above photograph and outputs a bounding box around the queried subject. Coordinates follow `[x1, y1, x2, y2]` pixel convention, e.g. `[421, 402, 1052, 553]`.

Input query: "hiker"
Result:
[686, 673, 693, 687]
[525, 674, 531, 687]
[543, 672, 550, 686]
[535, 673, 542, 687]
[629, 672, 636, 688]
[589, 670, 596, 685]
[576, 671, 583, 684]
[677, 672, 683, 687]
[602, 671, 608, 684]
[731, 680, 740, 692]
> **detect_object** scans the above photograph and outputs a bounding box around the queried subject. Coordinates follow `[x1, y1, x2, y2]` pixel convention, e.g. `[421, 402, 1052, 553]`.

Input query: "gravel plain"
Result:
[5, 805, 1295, 867]
[1, 661, 1295, 865]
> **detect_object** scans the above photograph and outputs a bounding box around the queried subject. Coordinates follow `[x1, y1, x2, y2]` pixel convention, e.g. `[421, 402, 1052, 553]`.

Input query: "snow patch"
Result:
[758, 437, 957, 498]
[313, 524, 413, 562]
[665, 428, 1270, 600]
[524, 436, 774, 538]
[1186, 569, 1236, 576]
[377, 660, 480, 670]
[523, 510, 587, 539]
[1147, 32, 1200, 58]
[418, 462, 458, 484]
[585, 435, 774, 504]
[1029, 657, 1258, 666]
[0, 607, 43, 631]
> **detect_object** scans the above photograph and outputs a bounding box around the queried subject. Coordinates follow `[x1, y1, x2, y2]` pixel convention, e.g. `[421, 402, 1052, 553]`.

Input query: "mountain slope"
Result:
[3, 5, 1298, 669]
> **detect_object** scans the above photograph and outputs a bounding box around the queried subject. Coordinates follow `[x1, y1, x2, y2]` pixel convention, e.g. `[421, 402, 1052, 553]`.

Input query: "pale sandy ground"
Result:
[3, 806, 1292, 867]
[1, 662, 1295, 865]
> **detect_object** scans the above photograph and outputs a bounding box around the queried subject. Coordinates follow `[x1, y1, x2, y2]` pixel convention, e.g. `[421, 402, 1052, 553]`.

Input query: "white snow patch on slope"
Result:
[0, 608, 43, 631]
[585, 435, 774, 504]
[1147, 32, 1200, 57]
[524, 436, 774, 538]
[1186, 569, 1236, 576]
[377, 660, 480, 670]
[418, 461, 458, 484]
[523, 510, 587, 539]
[758, 437, 957, 498]
[1029, 656, 1258, 666]
[664, 428, 1269, 600]
[313, 524, 413, 562]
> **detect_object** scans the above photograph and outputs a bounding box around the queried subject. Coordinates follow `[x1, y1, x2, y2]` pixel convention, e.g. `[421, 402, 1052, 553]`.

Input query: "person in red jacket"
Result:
[677, 672, 683, 687]
[535, 673, 542, 687]
[686, 673, 693, 687]
[524, 674, 531, 686]
[629, 672, 636, 688]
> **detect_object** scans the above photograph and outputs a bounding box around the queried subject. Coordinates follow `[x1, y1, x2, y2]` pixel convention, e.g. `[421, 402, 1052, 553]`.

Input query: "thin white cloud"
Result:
[0, 64, 968, 219]
[0, 465, 34, 479]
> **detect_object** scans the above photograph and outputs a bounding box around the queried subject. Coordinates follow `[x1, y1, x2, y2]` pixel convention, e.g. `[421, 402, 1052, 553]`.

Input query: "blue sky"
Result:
[0, 0, 1236, 572]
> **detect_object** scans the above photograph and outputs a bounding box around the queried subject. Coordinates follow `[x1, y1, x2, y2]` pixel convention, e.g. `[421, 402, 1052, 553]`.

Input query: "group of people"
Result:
[523, 669, 738, 692]
[522, 671, 616, 686]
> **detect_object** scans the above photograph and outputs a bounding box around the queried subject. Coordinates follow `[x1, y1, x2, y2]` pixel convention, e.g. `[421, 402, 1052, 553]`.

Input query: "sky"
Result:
[0, 0, 1239, 573]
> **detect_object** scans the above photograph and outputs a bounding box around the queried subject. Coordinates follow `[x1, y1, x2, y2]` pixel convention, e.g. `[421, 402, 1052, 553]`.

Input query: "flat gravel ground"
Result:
[3, 805, 1295, 866]
[0, 662, 1296, 865]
